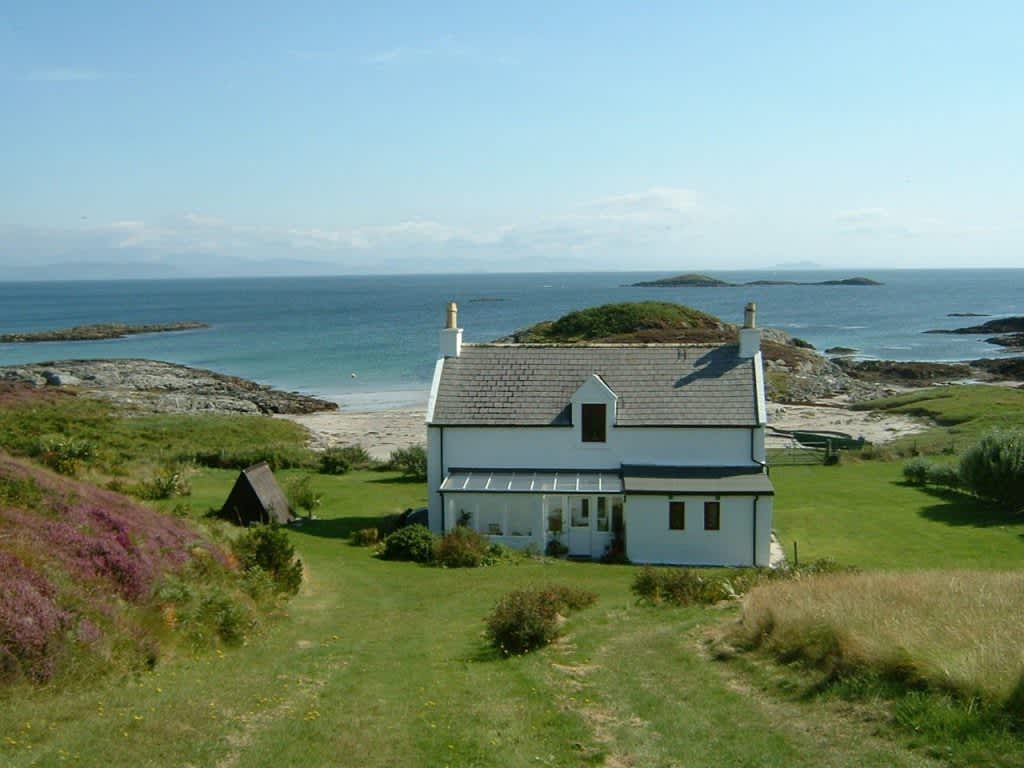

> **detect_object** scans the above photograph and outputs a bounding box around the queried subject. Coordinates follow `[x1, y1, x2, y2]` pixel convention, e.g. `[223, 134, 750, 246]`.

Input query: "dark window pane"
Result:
[582, 403, 607, 442]
[704, 501, 721, 531]
[669, 501, 685, 530]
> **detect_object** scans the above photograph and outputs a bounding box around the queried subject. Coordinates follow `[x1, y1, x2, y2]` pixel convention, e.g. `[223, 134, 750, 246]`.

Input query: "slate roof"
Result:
[430, 344, 759, 427]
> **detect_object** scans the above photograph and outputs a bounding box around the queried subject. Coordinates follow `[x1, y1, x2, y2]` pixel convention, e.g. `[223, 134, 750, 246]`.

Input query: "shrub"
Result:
[33, 435, 94, 476]
[633, 560, 854, 607]
[133, 462, 193, 500]
[387, 445, 427, 481]
[380, 524, 435, 563]
[485, 584, 597, 656]
[231, 524, 303, 595]
[434, 527, 490, 568]
[545, 539, 568, 557]
[286, 475, 321, 519]
[925, 462, 960, 489]
[959, 430, 1024, 511]
[352, 527, 380, 547]
[903, 457, 932, 486]
[320, 444, 375, 474]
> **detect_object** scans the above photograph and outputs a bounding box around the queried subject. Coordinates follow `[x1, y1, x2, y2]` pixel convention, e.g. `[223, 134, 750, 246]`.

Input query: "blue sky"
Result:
[1, 1, 1021, 276]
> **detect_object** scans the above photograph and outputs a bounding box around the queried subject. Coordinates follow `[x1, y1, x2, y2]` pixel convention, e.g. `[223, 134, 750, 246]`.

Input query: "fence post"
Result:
[793, 540, 799, 567]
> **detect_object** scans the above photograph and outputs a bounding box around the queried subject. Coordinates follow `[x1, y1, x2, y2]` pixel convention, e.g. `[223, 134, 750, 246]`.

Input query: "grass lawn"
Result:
[0, 469, 946, 768]
[852, 384, 1024, 455]
[771, 461, 1024, 569]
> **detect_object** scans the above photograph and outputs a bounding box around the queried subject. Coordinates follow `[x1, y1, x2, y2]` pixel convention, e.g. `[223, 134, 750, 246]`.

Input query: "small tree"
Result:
[388, 445, 427, 481]
[287, 475, 322, 519]
[959, 429, 1024, 512]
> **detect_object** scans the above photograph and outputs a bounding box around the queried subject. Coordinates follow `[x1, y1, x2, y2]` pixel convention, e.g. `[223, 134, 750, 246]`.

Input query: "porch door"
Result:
[568, 497, 590, 556]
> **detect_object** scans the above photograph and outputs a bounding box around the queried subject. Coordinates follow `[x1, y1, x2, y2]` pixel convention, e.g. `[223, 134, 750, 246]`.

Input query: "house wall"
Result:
[428, 423, 760, 535]
[625, 494, 773, 566]
[440, 425, 756, 470]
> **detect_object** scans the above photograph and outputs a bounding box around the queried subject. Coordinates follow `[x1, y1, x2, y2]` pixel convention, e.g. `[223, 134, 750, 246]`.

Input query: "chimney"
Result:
[739, 302, 760, 358]
[439, 301, 463, 358]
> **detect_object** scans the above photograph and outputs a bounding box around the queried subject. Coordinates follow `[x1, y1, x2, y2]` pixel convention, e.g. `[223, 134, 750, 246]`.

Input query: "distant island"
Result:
[1, 321, 209, 343]
[630, 273, 883, 288]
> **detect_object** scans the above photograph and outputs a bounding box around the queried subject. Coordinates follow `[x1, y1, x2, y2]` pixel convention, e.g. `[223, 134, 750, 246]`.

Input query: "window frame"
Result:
[669, 500, 686, 530]
[581, 403, 607, 443]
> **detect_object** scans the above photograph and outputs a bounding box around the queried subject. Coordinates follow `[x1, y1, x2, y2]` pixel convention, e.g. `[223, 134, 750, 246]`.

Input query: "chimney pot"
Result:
[440, 300, 463, 358]
[744, 302, 757, 329]
[739, 302, 760, 358]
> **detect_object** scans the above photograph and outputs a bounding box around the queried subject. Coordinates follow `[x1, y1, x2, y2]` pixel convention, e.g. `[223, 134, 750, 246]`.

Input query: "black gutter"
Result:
[439, 426, 445, 531]
[752, 495, 760, 566]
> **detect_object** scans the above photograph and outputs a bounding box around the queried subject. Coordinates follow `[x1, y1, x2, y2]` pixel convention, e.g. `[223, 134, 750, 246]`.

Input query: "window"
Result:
[581, 403, 607, 442]
[596, 497, 609, 532]
[669, 501, 685, 530]
[704, 501, 721, 531]
[571, 497, 589, 527]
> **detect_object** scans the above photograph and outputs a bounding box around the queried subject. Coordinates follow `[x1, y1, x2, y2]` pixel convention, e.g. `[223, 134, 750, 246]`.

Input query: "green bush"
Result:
[903, 457, 932, 486]
[959, 430, 1024, 511]
[320, 444, 375, 474]
[380, 524, 435, 563]
[485, 584, 597, 656]
[387, 445, 427, 481]
[545, 539, 568, 557]
[903, 458, 959, 489]
[33, 435, 94, 476]
[286, 474, 321, 518]
[231, 524, 303, 595]
[187, 445, 317, 471]
[154, 567, 256, 650]
[925, 462, 960, 489]
[434, 527, 491, 568]
[352, 527, 380, 547]
[133, 462, 193, 500]
[632, 560, 854, 607]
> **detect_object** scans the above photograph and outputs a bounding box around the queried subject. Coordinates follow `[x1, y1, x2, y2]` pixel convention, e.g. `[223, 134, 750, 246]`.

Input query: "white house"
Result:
[425, 302, 774, 566]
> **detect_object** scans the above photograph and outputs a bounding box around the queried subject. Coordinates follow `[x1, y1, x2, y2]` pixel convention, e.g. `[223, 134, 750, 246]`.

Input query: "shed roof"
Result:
[430, 344, 758, 427]
[241, 462, 293, 522]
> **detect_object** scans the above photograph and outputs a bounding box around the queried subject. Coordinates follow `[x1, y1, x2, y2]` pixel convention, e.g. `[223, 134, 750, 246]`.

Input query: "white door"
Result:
[568, 497, 590, 556]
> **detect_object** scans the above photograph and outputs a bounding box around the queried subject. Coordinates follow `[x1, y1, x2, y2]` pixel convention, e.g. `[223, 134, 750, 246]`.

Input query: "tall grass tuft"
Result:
[728, 571, 1024, 712]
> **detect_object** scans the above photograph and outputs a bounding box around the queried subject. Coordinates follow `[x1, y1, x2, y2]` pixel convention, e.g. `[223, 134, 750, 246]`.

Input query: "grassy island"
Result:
[631, 273, 883, 287]
[1, 321, 209, 343]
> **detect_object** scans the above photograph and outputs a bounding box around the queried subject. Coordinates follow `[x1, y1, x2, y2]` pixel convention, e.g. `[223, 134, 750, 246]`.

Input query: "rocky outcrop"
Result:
[0, 359, 338, 416]
[925, 316, 1024, 335]
[1, 322, 208, 343]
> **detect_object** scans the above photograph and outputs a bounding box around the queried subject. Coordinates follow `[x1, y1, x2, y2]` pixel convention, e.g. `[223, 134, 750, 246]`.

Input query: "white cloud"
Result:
[27, 68, 102, 82]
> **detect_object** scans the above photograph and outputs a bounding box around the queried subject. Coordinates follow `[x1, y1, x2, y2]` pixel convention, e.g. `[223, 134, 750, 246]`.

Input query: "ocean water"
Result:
[0, 270, 1021, 409]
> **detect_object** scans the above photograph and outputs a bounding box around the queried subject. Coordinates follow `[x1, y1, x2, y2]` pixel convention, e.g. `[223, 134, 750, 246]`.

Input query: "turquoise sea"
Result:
[0, 270, 1021, 409]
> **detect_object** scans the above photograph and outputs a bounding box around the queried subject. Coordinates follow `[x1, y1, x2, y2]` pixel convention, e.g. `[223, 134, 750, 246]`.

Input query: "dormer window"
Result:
[581, 404, 607, 442]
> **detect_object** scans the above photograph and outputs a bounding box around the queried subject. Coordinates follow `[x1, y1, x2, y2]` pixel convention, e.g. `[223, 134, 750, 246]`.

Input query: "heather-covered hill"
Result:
[0, 452, 286, 686]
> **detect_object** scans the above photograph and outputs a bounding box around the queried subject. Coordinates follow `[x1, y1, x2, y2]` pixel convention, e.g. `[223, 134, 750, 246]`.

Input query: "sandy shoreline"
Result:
[280, 398, 930, 458]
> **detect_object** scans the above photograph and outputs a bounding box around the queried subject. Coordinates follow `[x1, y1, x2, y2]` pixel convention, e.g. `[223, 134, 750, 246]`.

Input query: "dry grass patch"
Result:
[727, 571, 1024, 708]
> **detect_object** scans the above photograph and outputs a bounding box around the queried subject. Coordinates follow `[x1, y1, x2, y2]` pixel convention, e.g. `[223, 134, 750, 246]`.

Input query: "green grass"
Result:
[3, 389, 1024, 765]
[852, 384, 1024, 455]
[771, 461, 1024, 569]
[0, 468, 950, 767]
[0, 396, 315, 479]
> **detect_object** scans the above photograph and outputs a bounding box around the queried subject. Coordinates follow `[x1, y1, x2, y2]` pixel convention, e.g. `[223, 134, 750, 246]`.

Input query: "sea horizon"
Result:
[1, 269, 1021, 411]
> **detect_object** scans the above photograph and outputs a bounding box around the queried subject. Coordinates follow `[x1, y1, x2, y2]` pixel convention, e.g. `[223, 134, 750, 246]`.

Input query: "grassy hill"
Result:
[505, 301, 733, 344]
